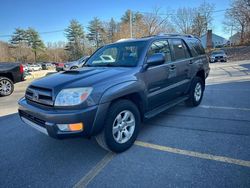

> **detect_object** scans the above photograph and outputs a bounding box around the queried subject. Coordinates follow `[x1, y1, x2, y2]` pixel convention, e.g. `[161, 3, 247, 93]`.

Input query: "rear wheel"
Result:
[185, 77, 204, 107]
[95, 100, 140, 153]
[0, 77, 14, 97]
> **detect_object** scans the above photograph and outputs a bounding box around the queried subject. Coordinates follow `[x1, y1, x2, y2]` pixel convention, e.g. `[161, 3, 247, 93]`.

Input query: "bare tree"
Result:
[172, 7, 196, 34]
[197, 2, 215, 31]
[225, 0, 250, 44]
[192, 13, 207, 37]
[142, 8, 173, 36]
[192, 3, 214, 37]
[0, 41, 12, 62]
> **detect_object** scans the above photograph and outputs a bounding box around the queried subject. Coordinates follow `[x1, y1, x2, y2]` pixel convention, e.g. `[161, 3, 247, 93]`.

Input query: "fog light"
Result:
[57, 123, 83, 132]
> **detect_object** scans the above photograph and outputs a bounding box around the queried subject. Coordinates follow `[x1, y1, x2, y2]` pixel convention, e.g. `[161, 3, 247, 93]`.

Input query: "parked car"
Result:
[63, 56, 89, 71]
[42, 62, 54, 70]
[22, 64, 29, 72]
[18, 34, 210, 152]
[209, 50, 227, 63]
[0, 62, 24, 96]
[29, 64, 42, 71]
[55, 63, 65, 72]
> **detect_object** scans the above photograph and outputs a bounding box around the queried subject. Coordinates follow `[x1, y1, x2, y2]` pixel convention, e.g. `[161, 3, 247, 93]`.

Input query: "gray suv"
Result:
[18, 34, 210, 153]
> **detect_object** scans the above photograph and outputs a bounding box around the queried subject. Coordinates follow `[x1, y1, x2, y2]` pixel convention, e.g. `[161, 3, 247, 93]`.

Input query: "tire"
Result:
[95, 100, 141, 153]
[185, 76, 204, 107]
[0, 77, 14, 97]
[70, 66, 78, 70]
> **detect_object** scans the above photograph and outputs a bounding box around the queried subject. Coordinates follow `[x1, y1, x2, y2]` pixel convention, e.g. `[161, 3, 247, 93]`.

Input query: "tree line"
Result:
[0, 0, 249, 63]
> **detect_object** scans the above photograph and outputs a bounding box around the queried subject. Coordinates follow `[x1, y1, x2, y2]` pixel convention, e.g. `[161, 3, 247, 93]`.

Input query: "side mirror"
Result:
[146, 53, 165, 68]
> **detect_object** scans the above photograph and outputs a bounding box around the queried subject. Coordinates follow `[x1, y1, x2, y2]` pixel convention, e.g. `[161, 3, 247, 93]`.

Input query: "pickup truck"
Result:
[18, 34, 210, 152]
[0, 62, 24, 96]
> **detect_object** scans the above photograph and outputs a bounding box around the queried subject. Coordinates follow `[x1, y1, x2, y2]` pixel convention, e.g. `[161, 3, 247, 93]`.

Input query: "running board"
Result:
[144, 96, 189, 119]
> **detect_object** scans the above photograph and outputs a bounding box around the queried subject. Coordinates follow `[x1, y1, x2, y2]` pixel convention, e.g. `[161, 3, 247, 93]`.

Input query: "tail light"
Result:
[20, 64, 24, 74]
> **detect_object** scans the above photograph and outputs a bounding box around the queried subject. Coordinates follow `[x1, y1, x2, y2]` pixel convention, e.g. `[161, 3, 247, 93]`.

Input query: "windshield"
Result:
[86, 41, 146, 67]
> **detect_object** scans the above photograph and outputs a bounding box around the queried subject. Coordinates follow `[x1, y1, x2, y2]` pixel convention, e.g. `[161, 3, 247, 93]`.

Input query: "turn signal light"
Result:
[57, 123, 84, 132]
[68, 123, 84, 131]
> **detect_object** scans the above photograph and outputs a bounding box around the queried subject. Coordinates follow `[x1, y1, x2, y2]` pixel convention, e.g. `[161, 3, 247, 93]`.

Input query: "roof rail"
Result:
[116, 38, 136, 42]
[139, 33, 201, 40]
[140, 35, 157, 38]
[158, 33, 196, 38]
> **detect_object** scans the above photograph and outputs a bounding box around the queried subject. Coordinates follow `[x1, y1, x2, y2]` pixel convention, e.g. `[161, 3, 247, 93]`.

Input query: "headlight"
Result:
[55, 87, 93, 106]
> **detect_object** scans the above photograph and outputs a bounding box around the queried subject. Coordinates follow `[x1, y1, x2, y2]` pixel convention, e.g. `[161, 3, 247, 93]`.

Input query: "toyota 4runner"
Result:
[18, 34, 210, 153]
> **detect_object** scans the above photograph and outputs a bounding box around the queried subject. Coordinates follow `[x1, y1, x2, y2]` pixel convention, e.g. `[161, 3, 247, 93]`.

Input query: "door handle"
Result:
[169, 65, 176, 70]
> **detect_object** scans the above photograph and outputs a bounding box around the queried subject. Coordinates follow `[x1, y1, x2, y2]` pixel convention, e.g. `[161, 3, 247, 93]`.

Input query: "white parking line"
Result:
[199, 105, 250, 111]
[73, 152, 115, 188]
[135, 141, 250, 168]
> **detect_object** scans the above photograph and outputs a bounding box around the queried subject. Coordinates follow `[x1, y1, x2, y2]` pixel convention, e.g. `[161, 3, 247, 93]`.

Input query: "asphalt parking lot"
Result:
[1, 60, 250, 187]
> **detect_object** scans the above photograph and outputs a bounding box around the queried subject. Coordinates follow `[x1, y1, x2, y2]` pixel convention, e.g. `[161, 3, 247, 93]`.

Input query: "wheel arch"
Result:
[195, 69, 205, 86]
[91, 81, 147, 136]
[0, 73, 14, 82]
[99, 81, 146, 120]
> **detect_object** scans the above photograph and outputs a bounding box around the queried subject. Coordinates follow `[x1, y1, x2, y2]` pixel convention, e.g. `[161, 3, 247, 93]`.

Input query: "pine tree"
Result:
[87, 17, 105, 48]
[10, 28, 28, 46]
[120, 10, 144, 38]
[65, 19, 85, 60]
[107, 18, 117, 43]
[26, 28, 45, 62]
[9, 28, 29, 61]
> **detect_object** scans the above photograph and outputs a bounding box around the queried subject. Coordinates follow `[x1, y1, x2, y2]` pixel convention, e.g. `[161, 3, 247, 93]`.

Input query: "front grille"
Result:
[25, 85, 53, 106]
[19, 110, 46, 128]
[215, 56, 223, 59]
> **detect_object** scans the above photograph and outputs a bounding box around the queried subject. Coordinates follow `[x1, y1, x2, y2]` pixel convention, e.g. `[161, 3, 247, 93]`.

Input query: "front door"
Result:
[144, 39, 175, 111]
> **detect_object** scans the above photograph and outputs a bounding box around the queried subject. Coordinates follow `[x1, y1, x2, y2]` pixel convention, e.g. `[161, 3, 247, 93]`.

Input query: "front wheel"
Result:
[185, 77, 204, 107]
[0, 77, 14, 97]
[95, 100, 140, 153]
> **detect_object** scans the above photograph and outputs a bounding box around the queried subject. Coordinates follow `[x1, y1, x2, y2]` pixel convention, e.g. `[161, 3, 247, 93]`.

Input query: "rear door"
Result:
[168, 38, 192, 98]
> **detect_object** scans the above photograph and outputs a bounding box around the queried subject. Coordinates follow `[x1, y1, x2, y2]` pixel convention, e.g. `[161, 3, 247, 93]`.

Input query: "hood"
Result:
[30, 67, 134, 91]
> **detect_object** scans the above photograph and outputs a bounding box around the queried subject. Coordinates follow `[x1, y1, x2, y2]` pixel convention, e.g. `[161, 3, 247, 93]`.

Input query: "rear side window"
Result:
[148, 40, 171, 63]
[171, 39, 190, 61]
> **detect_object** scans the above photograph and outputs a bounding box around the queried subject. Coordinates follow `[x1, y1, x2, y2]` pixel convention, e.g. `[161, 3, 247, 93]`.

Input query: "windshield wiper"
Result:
[91, 63, 119, 67]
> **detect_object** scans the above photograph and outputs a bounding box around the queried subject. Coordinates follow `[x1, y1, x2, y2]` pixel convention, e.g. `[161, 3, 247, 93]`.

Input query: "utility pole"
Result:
[130, 11, 133, 38]
[230, 24, 233, 47]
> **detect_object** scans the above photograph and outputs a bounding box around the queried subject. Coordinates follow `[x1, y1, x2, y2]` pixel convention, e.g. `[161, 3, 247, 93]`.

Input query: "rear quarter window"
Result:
[187, 39, 205, 56]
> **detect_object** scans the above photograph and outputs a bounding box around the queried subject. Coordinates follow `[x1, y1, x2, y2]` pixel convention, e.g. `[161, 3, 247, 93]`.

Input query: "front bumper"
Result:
[210, 57, 227, 62]
[18, 98, 109, 139]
